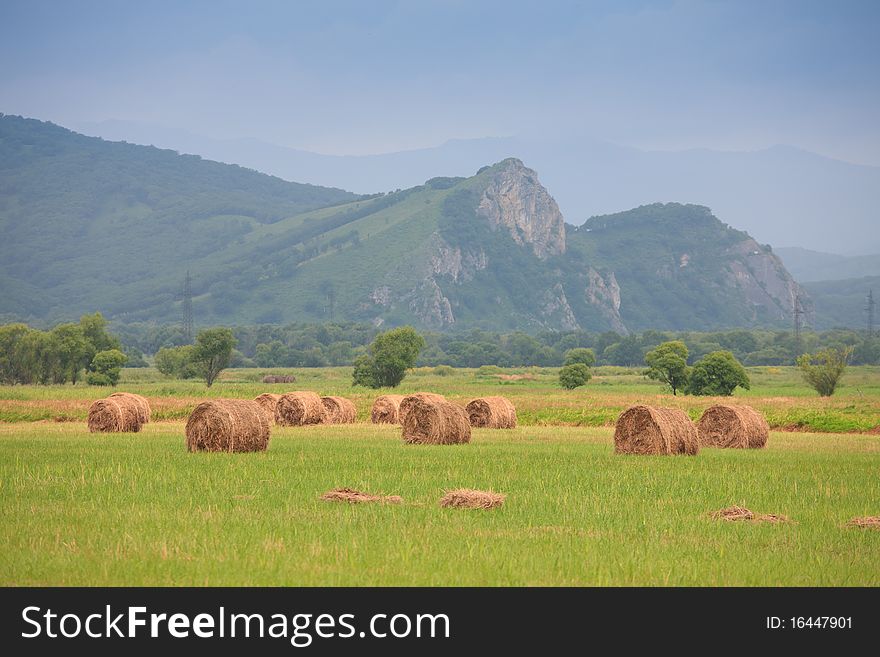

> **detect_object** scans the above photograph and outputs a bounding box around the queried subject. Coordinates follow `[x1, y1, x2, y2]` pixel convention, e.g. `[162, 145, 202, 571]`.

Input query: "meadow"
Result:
[1, 366, 879, 586]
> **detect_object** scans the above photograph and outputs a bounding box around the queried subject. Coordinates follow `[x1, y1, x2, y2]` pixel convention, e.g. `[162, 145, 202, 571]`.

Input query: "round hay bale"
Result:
[613, 405, 699, 455]
[87, 397, 142, 433]
[262, 374, 295, 384]
[108, 392, 151, 424]
[466, 396, 517, 428]
[321, 396, 357, 424]
[697, 405, 769, 449]
[275, 391, 326, 426]
[370, 394, 405, 424]
[253, 393, 282, 423]
[402, 398, 471, 445]
[185, 399, 270, 453]
[399, 392, 446, 424]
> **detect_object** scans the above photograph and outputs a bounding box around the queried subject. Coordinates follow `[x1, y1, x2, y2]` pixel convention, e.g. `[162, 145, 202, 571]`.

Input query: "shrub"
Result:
[563, 348, 596, 367]
[86, 372, 112, 386]
[89, 349, 127, 385]
[433, 365, 454, 376]
[352, 326, 425, 388]
[559, 363, 591, 389]
[797, 346, 853, 397]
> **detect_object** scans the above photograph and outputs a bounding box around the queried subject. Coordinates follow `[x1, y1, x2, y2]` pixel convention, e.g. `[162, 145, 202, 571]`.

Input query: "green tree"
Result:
[88, 349, 127, 386]
[0, 324, 35, 384]
[351, 326, 425, 388]
[51, 323, 90, 384]
[797, 346, 853, 397]
[563, 348, 596, 367]
[154, 345, 198, 379]
[559, 363, 591, 389]
[644, 340, 690, 395]
[191, 328, 236, 387]
[686, 350, 750, 396]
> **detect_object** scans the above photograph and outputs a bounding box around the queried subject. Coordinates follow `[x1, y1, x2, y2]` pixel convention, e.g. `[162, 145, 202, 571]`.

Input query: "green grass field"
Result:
[1, 366, 879, 586]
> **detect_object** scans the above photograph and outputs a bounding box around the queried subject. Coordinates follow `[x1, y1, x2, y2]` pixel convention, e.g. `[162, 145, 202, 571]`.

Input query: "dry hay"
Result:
[398, 392, 446, 424]
[697, 404, 769, 449]
[320, 487, 402, 504]
[108, 392, 151, 424]
[846, 516, 880, 529]
[440, 489, 505, 509]
[262, 374, 296, 384]
[613, 405, 699, 455]
[402, 398, 471, 445]
[253, 393, 282, 423]
[185, 399, 270, 453]
[87, 396, 143, 433]
[321, 396, 357, 424]
[710, 506, 791, 523]
[275, 391, 326, 426]
[370, 394, 406, 424]
[466, 396, 517, 429]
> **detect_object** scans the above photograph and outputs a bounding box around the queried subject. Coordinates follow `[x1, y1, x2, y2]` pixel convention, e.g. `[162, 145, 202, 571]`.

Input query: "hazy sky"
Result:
[1, 0, 878, 163]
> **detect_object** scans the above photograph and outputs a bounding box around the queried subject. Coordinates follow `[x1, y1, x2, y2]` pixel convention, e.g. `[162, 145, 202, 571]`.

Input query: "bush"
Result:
[559, 363, 591, 389]
[433, 365, 454, 376]
[476, 365, 503, 376]
[563, 348, 596, 367]
[686, 351, 749, 396]
[89, 349, 127, 386]
[797, 346, 853, 397]
[644, 341, 689, 395]
[86, 372, 112, 386]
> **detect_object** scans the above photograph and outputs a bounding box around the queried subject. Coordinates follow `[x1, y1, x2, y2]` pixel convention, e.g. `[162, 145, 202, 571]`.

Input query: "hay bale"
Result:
[253, 393, 282, 423]
[108, 392, 151, 424]
[370, 394, 405, 424]
[402, 398, 471, 445]
[87, 397, 143, 433]
[440, 489, 505, 509]
[710, 506, 755, 521]
[275, 391, 326, 426]
[466, 396, 517, 428]
[613, 405, 699, 455]
[262, 374, 295, 384]
[697, 405, 769, 449]
[321, 396, 357, 424]
[399, 392, 446, 424]
[185, 399, 270, 452]
[320, 488, 402, 504]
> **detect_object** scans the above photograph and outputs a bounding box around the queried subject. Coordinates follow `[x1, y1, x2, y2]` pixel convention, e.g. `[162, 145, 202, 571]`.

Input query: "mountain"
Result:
[77, 120, 880, 255]
[1, 116, 805, 332]
[776, 247, 880, 283]
[0, 114, 360, 320]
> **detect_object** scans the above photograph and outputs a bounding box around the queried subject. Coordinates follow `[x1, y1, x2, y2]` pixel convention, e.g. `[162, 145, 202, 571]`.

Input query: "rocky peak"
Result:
[476, 158, 566, 258]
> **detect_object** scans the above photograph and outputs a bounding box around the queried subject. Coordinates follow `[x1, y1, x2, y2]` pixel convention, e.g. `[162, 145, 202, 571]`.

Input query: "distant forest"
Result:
[111, 321, 880, 368]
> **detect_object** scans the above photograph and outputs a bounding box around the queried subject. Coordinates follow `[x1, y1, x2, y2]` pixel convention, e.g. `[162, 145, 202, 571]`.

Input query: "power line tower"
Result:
[793, 293, 805, 342]
[867, 289, 876, 338]
[182, 270, 193, 343]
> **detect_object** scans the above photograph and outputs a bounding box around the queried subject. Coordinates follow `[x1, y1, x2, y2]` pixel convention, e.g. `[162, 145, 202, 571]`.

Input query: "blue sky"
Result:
[1, 0, 878, 162]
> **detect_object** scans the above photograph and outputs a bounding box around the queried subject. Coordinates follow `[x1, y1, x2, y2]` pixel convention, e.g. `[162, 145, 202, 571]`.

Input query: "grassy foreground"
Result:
[2, 421, 878, 586]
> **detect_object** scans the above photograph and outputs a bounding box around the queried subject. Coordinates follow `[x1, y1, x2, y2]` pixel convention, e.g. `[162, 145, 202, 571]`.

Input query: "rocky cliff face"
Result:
[476, 158, 566, 259]
[724, 238, 802, 322]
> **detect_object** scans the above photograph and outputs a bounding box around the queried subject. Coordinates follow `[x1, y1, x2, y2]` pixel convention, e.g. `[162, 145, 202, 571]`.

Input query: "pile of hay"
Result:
[440, 489, 505, 509]
[275, 391, 326, 426]
[466, 396, 517, 428]
[87, 396, 143, 433]
[847, 516, 880, 529]
[253, 393, 282, 422]
[185, 399, 270, 453]
[108, 392, 151, 424]
[370, 394, 406, 424]
[697, 405, 769, 449]
[710, 506, 791, 523]
[320, 487, 402, 504]
[321, 396, 357, 424]
[613, 405, 699, 455]
[402, 397, 471, 445]
[262, 374, 295, 384]
[399, 392, 446, 424]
